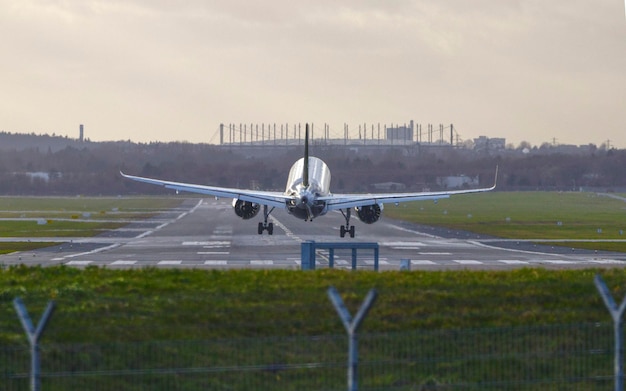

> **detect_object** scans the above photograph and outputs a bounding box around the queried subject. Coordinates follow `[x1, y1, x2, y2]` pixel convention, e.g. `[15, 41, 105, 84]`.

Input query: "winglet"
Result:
[492, 165, 499, 189]
[303, 123, 310, 188]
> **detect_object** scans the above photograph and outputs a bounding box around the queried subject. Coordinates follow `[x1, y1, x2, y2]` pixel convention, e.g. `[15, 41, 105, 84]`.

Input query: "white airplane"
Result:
[121, 124, 497, 238]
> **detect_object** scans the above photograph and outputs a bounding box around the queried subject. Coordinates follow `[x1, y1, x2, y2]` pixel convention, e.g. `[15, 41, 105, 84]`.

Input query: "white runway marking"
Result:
[382, 241, 427, 247]
[204, 260, 228, 265]
[454, 260, 482, 265]
[420, 252, 452, 255]
[498, 260, 529, 264]
[540, 260, 575, 264]
[66, 260, 93, 265]
[111, 260, 137, 265]
[197, 251, 229, 255]
[365, 260, 389, 265]
[411, 260, 436, 265]
[158, 260, 182, 265]
[589, 259, 626, 264]
[251, 260, 273, 265]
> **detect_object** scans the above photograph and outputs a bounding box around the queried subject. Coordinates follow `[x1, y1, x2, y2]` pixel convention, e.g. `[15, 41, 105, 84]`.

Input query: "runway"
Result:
[2, 198, 626, 270]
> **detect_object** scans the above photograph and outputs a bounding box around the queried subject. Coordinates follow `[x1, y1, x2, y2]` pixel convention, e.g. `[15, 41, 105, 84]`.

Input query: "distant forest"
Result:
[0, 132, 625, 196]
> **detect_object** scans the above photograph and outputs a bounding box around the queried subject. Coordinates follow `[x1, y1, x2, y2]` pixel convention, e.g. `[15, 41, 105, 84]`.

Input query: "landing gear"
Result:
[339, 208, 356, 238]
[258, 205, 275, 235]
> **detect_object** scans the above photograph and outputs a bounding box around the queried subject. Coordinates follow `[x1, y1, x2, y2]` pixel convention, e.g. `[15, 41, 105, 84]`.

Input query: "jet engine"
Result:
[232, 199, 260, 220]
[355, 204, 382, 224]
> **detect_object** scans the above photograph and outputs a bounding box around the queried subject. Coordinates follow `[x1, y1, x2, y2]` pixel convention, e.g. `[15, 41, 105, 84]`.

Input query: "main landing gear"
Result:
[339, 208, 356, 238]
[258, 205, 275, 235]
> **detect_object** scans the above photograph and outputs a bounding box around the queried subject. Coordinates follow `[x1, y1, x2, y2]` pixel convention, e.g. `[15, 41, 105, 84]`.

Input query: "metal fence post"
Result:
[594, 274, 626, 391]
[328, 286, 378, 391]
[301, 241, 316, 270]
[13, 297, 56, 391]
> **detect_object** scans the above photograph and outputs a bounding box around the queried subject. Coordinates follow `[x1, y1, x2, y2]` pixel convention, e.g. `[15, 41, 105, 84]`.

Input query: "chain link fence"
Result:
[1, 322, 615, 390]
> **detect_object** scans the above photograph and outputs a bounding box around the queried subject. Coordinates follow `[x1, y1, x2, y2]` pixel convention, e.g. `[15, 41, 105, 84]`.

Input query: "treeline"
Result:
[0, 139, 624, 195]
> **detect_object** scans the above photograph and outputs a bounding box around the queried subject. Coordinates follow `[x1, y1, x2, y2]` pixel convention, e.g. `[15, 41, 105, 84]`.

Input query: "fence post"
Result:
[328, 286, 378, 391]
[13, 297, 56, 391]
[301, 241, 316, 270]
[594, 274, 626, 391]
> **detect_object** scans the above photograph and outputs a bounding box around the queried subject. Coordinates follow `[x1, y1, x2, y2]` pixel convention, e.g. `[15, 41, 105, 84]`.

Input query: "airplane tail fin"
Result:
[303, 124, 309, 188]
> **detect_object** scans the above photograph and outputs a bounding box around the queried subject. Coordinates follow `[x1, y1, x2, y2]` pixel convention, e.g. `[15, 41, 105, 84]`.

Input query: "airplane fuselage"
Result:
[284, 156, 331, 220]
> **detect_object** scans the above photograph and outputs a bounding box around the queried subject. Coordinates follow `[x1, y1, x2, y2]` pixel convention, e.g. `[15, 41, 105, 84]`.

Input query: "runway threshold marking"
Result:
[453, 260, 482, 265]
[204, 260, 228, 265]
[158, 260, 182, 265]
[589, 259, 626, 264]
[411, 260, 436, 265]
[499, 260, 530, 264]
[111, 260, 137, 265]
[251, 260, 273, 265]
[66, 260, 93, 265]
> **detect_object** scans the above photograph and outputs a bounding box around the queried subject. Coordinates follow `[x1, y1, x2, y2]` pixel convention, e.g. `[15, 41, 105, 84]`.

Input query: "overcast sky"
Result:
[1, 0, 625, 147]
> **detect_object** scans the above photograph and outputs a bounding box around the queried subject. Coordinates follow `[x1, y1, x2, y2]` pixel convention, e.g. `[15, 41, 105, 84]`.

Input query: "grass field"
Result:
[0, 266, 623, 343]
[0, 266, 622, 390]
[384, 191, 626, 251]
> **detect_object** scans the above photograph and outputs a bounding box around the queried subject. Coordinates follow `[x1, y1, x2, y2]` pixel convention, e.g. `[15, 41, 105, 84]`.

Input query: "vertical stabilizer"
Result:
[303, 124, 310, 188]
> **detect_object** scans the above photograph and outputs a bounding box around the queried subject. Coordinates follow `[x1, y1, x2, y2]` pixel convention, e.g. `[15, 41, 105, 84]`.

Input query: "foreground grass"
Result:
[1, 267, 622, 390]
[385, 191, 626, 251]
[0, 266, 622, 344]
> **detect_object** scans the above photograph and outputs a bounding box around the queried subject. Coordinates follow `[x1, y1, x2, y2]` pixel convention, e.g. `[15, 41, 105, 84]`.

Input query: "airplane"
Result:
[121, 124, 497, 238]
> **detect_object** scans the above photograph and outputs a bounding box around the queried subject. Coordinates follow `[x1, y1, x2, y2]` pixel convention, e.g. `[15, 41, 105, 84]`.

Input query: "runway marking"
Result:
[198, 251, 229, 255]
[589, 259, 626, 264]
[204, 260, 228, 265]
[540, 260, 575, 264]
[382, 241, 427, 247]
[454, 260, 482, 265]
[111, 260, 137, 265]
[391, 247, 422, 250]
[498, 260, 530, 264]
[251, 260, 274, 265]
[203, 241, 231, 246]
[52, 257, 65, 261]
[270, 216, 303, 242]
[183, 241, 218, 246]
[66, 260, 93, 265]
[158, 260, 182, 265]
[420, 252, 452, 255]
[365, 260, 389, 265]
[213, 226, 233, 235]
[411, 260, 436, 265]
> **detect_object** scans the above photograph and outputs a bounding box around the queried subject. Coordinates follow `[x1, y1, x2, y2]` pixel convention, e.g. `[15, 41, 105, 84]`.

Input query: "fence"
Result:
[0, 323, 616, 390]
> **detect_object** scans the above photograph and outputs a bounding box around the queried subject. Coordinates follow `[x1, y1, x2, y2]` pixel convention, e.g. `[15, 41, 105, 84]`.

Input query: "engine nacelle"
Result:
[355, 204, 382, 224]
[232, 199, 260, 220]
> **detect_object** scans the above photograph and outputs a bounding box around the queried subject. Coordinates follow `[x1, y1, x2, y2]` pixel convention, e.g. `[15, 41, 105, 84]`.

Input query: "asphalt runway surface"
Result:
[2, 198, 626, 270]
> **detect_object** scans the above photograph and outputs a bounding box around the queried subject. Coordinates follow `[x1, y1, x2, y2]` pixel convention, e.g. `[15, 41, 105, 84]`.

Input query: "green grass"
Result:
[0, 266, 622, 344]
[0, 242, 59, 255]
[385, 192, 626, 251]
[0, 267, 620, 389]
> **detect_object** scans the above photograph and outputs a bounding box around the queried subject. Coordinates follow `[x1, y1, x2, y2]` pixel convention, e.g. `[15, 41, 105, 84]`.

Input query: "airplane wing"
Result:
[321, 167, 498, 211]
[120, 172, 291, 209]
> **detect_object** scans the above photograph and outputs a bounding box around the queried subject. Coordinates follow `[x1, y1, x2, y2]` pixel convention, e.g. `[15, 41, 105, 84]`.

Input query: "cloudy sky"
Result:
[1, 0, 625, 147]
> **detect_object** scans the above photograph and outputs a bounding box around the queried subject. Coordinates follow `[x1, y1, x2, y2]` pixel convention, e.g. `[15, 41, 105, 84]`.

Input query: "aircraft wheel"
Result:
[268, 223, 274, 235]
[258, 222, 264, 235]
[349, 226, 355, 238]
[340, 226, 346, 238]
